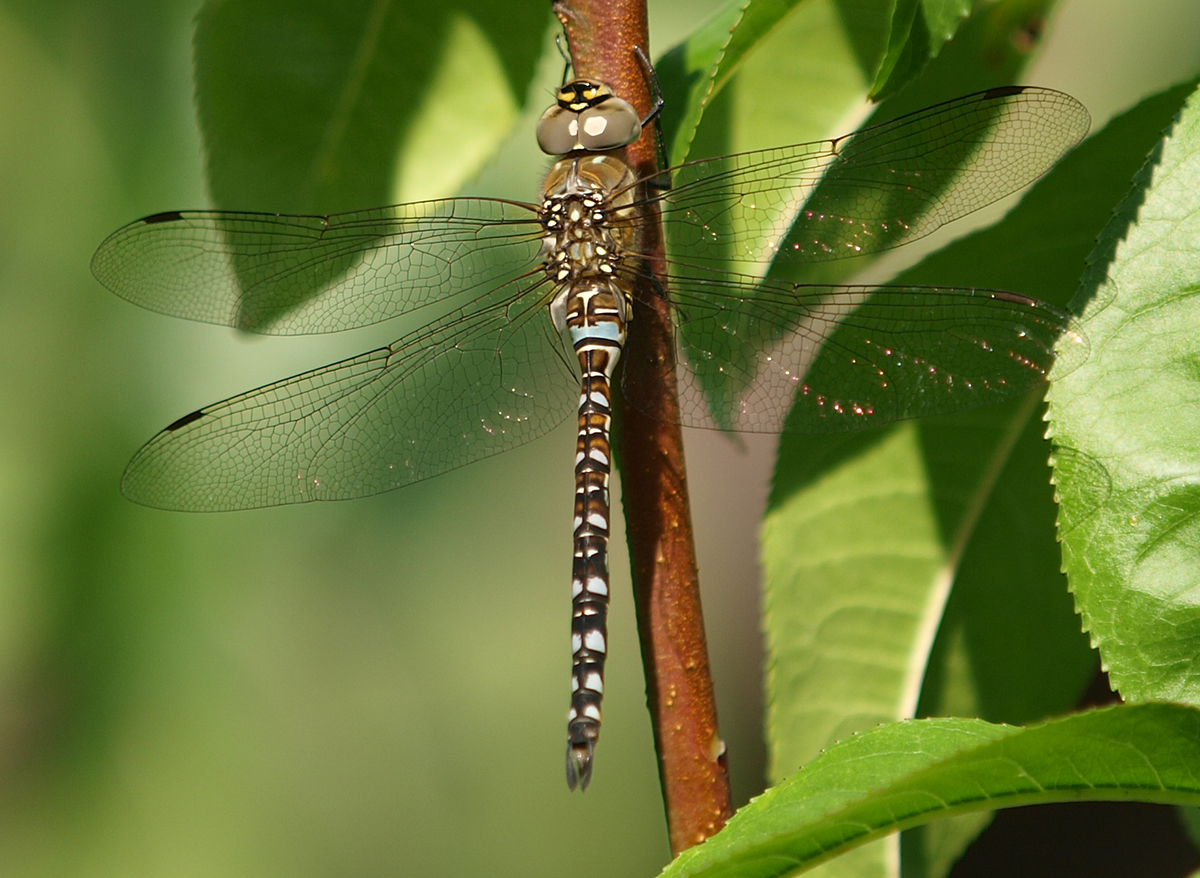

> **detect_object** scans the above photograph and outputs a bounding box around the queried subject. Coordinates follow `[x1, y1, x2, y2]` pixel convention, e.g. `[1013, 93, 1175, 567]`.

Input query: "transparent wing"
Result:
[92, 199, 544, 335]
[122, 280, 577, 511]
[628, 87, 1089, 275]
[621, 271, 1088, 435]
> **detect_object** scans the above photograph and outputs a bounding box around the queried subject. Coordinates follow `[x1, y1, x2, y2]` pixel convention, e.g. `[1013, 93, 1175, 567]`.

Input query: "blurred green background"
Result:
[2, 1, 1200, 876]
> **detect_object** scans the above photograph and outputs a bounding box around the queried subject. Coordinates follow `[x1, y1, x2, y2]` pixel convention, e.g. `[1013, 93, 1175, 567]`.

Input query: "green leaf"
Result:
[657, 0, 791, 168]
[189, 1, 546, 332]
[910, 75, 1199, 730]
[860, 0, 1060, 123]
[657, 0, 894, 168]
[763, 70, 1194, 878]
[870, 0, 972, 101]
[655, 0, 748, 166]
[659, 704, 1200, 878]
[193, 0, 547, 214]
[750, 0, 1073, 295]
[898, 400, 1091, 878]
[758, 9, 1076, 878]
[763, 0, 1082, 766]
[720, 0, 892, 156]
[1046, 86, 1200, 704]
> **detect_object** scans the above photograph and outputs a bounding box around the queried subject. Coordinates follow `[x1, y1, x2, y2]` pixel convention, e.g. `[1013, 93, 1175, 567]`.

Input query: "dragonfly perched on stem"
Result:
[92, 74, 1089, 790]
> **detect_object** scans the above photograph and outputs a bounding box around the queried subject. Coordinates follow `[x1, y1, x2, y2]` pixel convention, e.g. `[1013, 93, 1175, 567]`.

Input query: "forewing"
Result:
[648, 88, 1089, 278]
[122, 282, 576, 511]
[92, 199, 544, 335]
[623, 274, 1088, 434]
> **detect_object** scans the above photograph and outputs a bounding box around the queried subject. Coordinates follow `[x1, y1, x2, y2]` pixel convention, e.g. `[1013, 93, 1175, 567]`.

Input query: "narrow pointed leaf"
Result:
[870, 0, 972, 101]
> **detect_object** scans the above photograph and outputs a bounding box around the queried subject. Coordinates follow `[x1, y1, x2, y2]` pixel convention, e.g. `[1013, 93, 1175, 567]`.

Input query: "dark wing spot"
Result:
[991, 289, 1040, 307]
[143, 211, 184, 224]
[166, 409, 206, 430]
[983, 85, 1026, 100]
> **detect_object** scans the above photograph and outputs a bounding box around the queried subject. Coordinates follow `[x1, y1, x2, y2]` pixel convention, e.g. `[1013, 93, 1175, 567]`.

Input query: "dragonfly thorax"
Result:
[540, 154, 637, 287]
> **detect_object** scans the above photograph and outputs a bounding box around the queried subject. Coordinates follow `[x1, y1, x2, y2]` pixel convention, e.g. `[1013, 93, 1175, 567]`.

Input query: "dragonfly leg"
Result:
[555, 34, 573, 86]
[633, 46, 664, 127]
[633, 46, 671, 193]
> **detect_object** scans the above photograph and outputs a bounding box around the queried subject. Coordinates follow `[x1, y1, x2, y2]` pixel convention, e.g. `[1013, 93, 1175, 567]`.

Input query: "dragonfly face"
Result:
[92, 76, 1090, 791]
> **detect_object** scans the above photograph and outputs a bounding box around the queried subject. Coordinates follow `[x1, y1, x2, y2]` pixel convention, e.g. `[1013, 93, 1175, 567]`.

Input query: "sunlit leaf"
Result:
[1047, 85, 1200, 705]
[661, 705, 1200, 878]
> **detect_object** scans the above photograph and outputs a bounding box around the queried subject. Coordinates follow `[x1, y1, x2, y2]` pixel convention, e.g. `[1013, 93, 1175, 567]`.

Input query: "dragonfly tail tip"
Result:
[566, 740, 595, 791]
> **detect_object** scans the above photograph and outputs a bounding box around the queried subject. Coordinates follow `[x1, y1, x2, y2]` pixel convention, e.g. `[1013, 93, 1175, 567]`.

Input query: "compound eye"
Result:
[577, 98, 642, 150]
[536, 105, 578, 155]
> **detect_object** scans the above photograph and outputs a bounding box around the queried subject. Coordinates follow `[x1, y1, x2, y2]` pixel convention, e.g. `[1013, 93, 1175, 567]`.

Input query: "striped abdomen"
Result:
[564, 279, 629, 791]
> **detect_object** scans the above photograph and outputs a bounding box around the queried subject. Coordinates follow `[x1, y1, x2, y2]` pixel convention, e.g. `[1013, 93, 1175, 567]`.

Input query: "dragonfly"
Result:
[92, 72, 1089, 790]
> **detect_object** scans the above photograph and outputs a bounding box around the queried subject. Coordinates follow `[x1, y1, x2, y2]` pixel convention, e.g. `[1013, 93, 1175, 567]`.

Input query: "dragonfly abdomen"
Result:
[564, 280, 629, 791]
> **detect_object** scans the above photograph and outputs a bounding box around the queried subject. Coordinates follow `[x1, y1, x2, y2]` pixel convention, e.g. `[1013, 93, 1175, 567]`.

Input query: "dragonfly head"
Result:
[557, 80, 614, 112]
[537, 79, 642, 155]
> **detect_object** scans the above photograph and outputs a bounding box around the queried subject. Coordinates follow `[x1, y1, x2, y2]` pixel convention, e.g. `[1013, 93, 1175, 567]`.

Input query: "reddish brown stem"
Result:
[552, 0, 733, 854]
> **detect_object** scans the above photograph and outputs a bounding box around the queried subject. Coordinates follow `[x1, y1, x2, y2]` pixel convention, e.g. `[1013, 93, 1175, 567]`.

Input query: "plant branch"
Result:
[552, 0, 734, 854]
